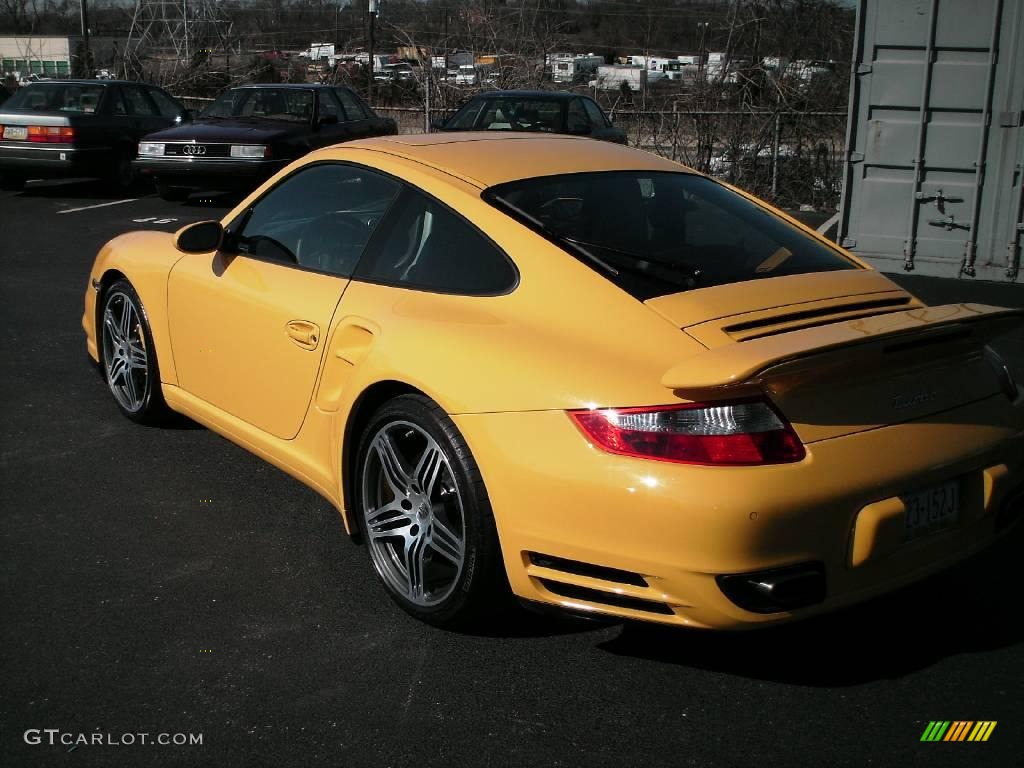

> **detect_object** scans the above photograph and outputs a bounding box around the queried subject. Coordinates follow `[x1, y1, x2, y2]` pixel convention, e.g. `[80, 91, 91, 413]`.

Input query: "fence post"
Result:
[771, 111, 781, 199]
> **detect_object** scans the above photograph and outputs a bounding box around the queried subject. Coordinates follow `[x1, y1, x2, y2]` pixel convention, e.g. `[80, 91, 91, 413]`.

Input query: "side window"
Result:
[230, 164, 400, 277]
[121, 85, 159, 116]
[149, 88, 184, 119]
[582, 99, 609, 129]
[355, 188, 516, 295]
[334, 88, 368, 120]
[317, 90, 340, 122]
[109, 88, 127, 116]
[567, 99, 589, 133]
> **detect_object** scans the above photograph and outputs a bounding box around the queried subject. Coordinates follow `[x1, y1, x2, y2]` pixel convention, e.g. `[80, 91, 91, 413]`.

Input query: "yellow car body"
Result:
[82, 133, 1024, 628]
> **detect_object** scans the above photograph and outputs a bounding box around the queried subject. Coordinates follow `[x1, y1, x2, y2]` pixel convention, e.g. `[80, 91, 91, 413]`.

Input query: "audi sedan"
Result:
[82, 133, 1024, 629]
[133, 83, 396, 199]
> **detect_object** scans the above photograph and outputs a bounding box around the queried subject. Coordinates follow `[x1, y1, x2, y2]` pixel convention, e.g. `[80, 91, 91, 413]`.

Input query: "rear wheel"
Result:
[106, 145, 135, 191]
[0, 174, 25, 191]
[354, 394, 507, 628]
[155, 179, 188, 201]
[99, 279, 169, 424]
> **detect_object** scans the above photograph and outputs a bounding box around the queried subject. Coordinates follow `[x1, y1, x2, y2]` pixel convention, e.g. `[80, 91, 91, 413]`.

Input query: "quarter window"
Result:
[355, 188, 516, 295]
[334, 88, 368, 120]
[567, 99, 589, 133]
[582, 99, 609, 129]
[149, 88, 185, 119]
[229, 164, 400, 277]
[121, 85, 159, 116]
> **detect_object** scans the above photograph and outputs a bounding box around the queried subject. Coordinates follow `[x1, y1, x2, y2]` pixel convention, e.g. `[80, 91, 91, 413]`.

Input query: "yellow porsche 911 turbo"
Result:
[82, 133, 1024, 629]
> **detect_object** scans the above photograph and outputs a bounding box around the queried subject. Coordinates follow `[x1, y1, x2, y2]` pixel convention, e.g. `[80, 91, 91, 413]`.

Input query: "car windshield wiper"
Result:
[491, 198, 620, 277]
[560, 236, 702, 282]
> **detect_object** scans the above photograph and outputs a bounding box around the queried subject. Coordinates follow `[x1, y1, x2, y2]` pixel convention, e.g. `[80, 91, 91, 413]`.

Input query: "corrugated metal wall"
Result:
[838, 0, 1023, 282]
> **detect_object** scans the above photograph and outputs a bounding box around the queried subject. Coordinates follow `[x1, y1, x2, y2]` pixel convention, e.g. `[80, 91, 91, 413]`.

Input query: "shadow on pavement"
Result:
[597, 524, 1024, 686]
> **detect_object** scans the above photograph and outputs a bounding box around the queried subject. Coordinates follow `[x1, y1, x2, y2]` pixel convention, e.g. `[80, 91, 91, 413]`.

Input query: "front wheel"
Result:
[355, 394, 507, 628]
[99, 279, 169, 424]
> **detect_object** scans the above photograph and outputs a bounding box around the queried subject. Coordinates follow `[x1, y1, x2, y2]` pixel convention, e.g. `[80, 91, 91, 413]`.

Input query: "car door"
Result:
[146, 86, 188, 129]
[167, 162, 401, 439]
[118, 84, 169, 140]
[312, 89, 351, 148]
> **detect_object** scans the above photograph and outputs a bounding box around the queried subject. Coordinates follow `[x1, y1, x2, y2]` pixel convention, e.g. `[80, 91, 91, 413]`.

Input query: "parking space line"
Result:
[58, 199, 139, 215]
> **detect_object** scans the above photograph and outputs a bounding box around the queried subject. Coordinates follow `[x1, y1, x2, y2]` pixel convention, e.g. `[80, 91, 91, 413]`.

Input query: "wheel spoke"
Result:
[373, 432, 412, 496]
[427, 516, 463, 565]
[119, 297, 134, 340]
[107, 357, 128, 385]
[128, 340, 147, 369]
[103, 308, 122, 344]
[124, 367, 139, 405]
[414, 442, 444, 498]
[401, 534, 429, 601]
[365, 501, 411, 538]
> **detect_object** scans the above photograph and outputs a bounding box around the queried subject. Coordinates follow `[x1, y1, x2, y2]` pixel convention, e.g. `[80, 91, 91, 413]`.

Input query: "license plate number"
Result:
[4, 126, 28, 140]
[903, 480, 959, 540]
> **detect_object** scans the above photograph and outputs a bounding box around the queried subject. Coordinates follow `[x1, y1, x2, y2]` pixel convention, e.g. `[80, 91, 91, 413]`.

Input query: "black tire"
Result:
[0, 174, 25, 191]
[354, 394, 508, 628]
[106, 145, 136, 192]
[98, 279, 170, 425]
[155, 179, 188, 201]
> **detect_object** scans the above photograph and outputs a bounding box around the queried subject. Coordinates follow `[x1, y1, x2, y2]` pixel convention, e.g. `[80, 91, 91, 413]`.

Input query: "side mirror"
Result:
[568, 125, 591, 136]
[174, 220, 223, 254]
[317, 113, 339, 126]
[430, 116, 447, 130]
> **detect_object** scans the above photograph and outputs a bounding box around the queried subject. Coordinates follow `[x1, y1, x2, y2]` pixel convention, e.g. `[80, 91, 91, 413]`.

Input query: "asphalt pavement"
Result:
[1, 179, 1023, 768]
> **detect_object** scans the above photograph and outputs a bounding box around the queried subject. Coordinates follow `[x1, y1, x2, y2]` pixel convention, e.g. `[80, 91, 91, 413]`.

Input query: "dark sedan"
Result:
[134, 84, 397, 199]
[0, 80, 187, 190]
[432, 90, 626, 144]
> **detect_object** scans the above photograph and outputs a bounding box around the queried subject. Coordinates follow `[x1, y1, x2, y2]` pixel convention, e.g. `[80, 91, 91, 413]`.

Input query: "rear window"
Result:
[448, 98, 564, 132]
[5, 83, 105, 113]
[484, 171, 857, 300]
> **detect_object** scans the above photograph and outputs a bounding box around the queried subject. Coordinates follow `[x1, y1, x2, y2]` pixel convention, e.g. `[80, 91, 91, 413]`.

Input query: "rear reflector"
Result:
[27, 125, 76, 143]
[568, 398, 805, 466]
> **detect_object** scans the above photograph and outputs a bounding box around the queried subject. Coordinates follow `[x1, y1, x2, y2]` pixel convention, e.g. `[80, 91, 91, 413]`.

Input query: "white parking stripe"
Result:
[58, 199, 138, 215]
[816, 212, 840, 234]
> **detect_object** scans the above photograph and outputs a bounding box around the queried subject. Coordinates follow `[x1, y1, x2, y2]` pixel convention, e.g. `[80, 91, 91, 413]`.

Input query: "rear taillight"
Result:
[27, 126, 75, 143]
[568, 398, 805, 466]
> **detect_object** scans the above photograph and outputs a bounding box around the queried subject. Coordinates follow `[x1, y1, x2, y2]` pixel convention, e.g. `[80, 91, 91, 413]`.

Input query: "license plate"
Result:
[4, 126, 27, 140]
[902, 480, 959, 540]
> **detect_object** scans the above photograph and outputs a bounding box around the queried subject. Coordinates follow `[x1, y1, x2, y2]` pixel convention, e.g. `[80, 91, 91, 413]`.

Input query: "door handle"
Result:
[286, 320, 320, 350]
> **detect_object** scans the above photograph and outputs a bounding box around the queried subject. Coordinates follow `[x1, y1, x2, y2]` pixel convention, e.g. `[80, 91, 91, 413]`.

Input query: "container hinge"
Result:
[998, 110, 1023, 127]
[927, 215, 969, 231]
[840, 237, 856, 249]
[854, 63, 872, 75]
[847, 151, 864, 163]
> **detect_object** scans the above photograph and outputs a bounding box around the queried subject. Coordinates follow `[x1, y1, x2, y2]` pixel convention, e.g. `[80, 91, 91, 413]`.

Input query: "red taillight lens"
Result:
[568, 399, 805, 466]
[27, 125, 75, 143]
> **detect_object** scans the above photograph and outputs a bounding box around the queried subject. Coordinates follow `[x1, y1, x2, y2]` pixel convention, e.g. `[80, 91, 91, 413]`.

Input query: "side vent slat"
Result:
[528, 552, 648, 587]
[539, 579, 674, 615]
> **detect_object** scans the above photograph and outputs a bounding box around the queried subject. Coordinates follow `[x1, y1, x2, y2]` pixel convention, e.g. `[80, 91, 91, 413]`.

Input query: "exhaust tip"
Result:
[717, 562, 826, 614]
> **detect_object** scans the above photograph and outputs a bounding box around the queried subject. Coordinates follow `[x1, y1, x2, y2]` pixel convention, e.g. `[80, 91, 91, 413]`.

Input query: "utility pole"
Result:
[79, 0, 92, 78]
[183, 0, 190, 61]
[367, 0, 378, 106]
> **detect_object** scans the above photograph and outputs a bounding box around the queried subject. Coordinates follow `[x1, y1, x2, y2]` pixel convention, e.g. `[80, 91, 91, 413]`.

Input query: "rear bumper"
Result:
[133, 157, 289, 189]
[0, 143, 108, 178]
[454, 392, 1024, 629]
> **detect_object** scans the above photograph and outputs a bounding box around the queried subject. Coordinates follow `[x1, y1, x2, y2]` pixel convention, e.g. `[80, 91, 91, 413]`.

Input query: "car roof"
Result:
[231, 83, 343, 90]
[329, 132, 688, 189]
[471, 90, 580, 101]
[15, 79, 133, 86]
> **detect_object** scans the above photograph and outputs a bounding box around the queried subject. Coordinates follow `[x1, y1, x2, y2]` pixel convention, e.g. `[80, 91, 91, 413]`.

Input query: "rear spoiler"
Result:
[662, 304, 1023, 392]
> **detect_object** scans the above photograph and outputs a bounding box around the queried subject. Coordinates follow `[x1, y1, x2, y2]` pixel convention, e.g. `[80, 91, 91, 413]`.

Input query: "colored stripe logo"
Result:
[920, 721, 997, 742]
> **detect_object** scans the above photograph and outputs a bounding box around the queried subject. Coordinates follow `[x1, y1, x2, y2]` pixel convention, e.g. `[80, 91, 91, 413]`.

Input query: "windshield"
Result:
[4, 83, 106, 113]
[448, 98, 564, 132]
[200, 88, 314, 122]
[484, 171, 857, 300]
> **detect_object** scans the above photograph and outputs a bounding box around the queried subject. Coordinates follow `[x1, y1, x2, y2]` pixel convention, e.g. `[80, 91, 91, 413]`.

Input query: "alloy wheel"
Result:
[101, 290, 149, 413]
[361, 421, 466, 607]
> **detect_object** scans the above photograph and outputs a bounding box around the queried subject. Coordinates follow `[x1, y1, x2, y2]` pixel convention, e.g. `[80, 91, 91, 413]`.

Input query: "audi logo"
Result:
[182, 145, 207, 156]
